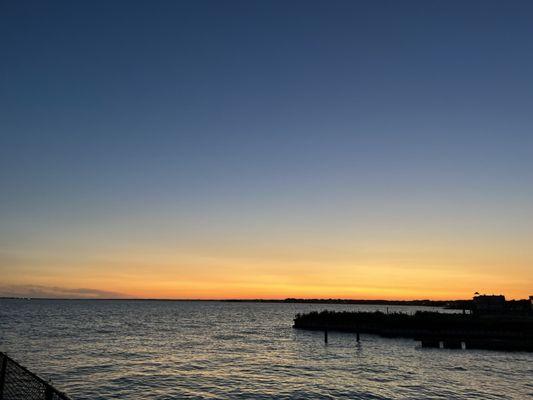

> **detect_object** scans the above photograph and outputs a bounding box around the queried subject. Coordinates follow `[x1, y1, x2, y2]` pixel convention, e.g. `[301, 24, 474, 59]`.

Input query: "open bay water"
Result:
[0, 299, 531, 399]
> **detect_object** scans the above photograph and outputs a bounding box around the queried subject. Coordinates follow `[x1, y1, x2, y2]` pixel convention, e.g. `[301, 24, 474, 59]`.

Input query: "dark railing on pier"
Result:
[0, 352, 71, 400]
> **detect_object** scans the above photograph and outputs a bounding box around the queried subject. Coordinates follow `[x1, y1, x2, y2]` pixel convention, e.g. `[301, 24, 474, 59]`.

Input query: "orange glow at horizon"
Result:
[2, 244, 531, 300]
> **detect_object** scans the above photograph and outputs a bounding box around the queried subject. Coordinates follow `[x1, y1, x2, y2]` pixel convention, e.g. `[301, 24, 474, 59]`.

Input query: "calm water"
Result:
[0, 299, 532, 399]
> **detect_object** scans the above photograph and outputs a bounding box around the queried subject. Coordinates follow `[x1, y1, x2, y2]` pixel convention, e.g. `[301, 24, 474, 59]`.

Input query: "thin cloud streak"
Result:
[0, 284, 131, 299]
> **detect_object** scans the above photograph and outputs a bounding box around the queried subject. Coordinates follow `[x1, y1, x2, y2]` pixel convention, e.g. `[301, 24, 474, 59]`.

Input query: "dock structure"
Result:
[0, 352, 71, 400]
[294, 309, 533, 352]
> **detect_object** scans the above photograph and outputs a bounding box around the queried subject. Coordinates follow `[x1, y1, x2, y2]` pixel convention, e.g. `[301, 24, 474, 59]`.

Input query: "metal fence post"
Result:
[0, 354, 8, 400]
[45, 383, 54, 400]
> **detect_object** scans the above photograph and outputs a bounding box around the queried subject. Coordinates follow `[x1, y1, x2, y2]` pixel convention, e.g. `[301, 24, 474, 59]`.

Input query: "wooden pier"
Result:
[294, 310, 533, 352]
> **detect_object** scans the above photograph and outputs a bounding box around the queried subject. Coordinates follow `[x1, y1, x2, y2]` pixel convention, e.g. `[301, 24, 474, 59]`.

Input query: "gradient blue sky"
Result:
[1, 1, 532, 299]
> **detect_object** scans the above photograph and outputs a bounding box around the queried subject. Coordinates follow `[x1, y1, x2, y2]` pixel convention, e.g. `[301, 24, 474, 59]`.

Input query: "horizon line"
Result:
[0, 296, 484, 302]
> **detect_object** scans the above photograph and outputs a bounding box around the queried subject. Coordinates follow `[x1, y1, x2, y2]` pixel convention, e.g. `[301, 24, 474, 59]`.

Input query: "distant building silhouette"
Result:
[472, 294, 506, 315]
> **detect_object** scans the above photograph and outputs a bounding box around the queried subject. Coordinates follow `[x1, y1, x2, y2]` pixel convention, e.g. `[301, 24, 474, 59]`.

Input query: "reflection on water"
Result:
[0, 300, 531, 399]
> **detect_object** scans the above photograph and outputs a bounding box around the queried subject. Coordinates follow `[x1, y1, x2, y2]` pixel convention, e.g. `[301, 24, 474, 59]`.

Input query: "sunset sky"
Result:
[1, 1, 532, 300]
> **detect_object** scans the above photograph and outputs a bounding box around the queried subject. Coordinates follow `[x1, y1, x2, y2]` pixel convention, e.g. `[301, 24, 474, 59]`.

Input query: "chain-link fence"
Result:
[0, 352, 71, 400]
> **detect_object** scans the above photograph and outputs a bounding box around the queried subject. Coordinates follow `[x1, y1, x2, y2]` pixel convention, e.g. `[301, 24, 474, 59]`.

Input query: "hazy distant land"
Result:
[0, 297, 468, 308]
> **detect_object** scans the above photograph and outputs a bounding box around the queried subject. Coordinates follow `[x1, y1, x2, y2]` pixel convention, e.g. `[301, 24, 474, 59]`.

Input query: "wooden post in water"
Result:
[324, 327, 328, 344]
[356, 331, 360, 342]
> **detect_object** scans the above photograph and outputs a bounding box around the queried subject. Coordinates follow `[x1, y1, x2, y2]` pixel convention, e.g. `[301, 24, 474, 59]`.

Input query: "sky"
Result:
[1, 0, 532, 300]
